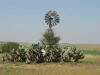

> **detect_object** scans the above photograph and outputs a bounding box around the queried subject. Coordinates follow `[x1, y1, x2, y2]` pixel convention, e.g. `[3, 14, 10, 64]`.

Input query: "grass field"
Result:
[0, 54, 100, 75]
[0, 44, 100, 75]
[82, 50, 100, 55]
[75, 44, 100, 50]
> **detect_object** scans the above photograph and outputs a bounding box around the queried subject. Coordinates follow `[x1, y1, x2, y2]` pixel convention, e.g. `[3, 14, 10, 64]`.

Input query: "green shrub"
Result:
[1, 30, 84, 64]
[0, 49, 3, 53]
[1, 42, 19, 53]
[62, 46, 84, 62]
[0, 44, 3, 53]
[41, 29, 60, 48]
[3, 43, 84, 64]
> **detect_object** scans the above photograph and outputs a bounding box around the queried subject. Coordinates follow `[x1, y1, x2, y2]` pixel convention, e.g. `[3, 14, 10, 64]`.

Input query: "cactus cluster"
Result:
[1, 43, 84, 64]
[61, 46, 84, 62]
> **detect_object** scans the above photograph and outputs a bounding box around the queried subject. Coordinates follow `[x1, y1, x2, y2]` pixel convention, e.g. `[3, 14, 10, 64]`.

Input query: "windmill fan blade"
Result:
[45, 10, 60, 28]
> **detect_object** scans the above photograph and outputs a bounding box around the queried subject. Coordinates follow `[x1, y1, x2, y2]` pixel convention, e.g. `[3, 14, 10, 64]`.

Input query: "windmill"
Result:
[45, 10, 60, 31]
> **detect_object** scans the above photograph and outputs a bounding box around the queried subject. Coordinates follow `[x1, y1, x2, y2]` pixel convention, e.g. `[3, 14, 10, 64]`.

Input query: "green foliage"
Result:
[61, 46, 84, 62]
[1, 29, 84, 64]
[82, 50, 100, 55]
[0, 56, 5, 62]
[1, 42, 19, 53]
[5, 44, 44, 64]
[0, 44, 3, 53]
[2, 43, 84, 64]
[0, 31, 84, 64]
[0, 49, 3, 53]
[41, 29, 60, 48]
[0, 44, 2, 49]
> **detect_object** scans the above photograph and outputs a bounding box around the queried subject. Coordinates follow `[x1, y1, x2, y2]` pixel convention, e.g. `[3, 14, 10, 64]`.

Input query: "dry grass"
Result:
[75, 44, 100, 50]
[0, 55, 100, 75]
[0, 64, 100, 75]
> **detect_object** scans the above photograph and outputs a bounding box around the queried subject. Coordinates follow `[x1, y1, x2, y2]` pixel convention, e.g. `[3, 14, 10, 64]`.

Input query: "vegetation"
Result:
[0, 44, 100, 75]
[82, 50, 100, 55]
[0, 44, 3, 53]
[1, 42, 19, 53]
[0, 30, 84, 64]
[41, 29, 60, 47]
[0, 43, 84, 64]
[75, 44, 100, 50]
[0, 54, 100, 75]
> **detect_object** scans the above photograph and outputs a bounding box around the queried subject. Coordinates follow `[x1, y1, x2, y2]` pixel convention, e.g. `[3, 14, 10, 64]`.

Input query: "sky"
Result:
[0, 0, 100, 44]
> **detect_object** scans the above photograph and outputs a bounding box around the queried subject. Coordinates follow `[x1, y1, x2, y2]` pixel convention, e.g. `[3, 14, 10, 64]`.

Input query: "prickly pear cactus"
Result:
[3, 43, 84, 64]
[62, 46, 84, 62]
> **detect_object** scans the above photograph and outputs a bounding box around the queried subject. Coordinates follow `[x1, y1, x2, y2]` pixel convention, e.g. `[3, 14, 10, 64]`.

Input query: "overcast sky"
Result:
[0, 0, 100, 44]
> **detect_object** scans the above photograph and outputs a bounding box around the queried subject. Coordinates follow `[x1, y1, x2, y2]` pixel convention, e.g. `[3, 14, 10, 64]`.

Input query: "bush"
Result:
[0, 49, 3, 53]
[41, 29, 60, 48]
[1, 42, 19, 53]
[6, 43, 44, 64]
[61, 46, 84, 62]
[2, 43, 84, 64]
[1, 30, 84, 64]
[1, 29, 84, 64]
[0, 44, 3, 53]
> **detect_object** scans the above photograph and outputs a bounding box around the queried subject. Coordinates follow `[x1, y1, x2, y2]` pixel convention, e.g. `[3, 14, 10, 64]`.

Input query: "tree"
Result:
[41, 29, 60, 48]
